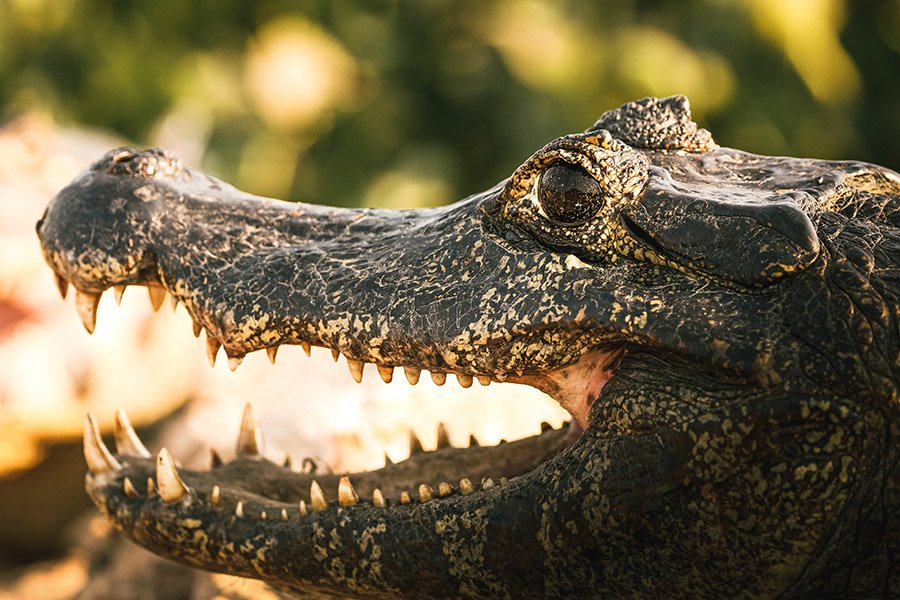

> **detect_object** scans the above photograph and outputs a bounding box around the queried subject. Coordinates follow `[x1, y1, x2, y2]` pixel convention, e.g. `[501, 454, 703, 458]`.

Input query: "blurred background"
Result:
[0, 0, 898, 598]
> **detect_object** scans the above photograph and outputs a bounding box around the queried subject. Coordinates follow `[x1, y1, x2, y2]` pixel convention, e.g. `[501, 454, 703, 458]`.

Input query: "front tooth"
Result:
[468, 434, 480, 447]
[169, 294, 178, 311]
[438, 482, 454, 497]
[459, 478, 474, 495]
[430, 372, 446, 386]
[235, 403, 265, 457]
[418, 484, 433, 502]
[235, 501, 244, 518]
[147, 286, 166, 311]
[54, 273, 69, 299]
[482, 478, 495, 490]
[123, 477, 139, 498]
[331, 349, 340, 362]
[299, 500, 308, 517]
[399, 491, 411, 505]
[210, 448, 223, 468]
[409, 431, 425, 455]
[83, 414, 121, 475]
[75, 290, 100, 334]
[227, 355, 243, 371]
[211, 485, 221, 506]
[540, 421, 553, 433]
[114, 409, 151, 458]
[266, 346, 279, 364]
[192, 320, 202, 337]
[156, 448, 189, 502]
[347, 359, 364, 383]
[300, 342, 311, 356]
[113, 285, 126, 305]
[281, 508, 288, 521]
[436, 423, 452, 449]
[477, 376, 491, 386]
[310, 480, 328, 511]
[338, 476, 359, 507]
[372, 488, 386, 508]
[404, 366, 421, 385]
[377, 365, 394, 383]
[206, 332, 220, 367]
[456, 374, 473, 388]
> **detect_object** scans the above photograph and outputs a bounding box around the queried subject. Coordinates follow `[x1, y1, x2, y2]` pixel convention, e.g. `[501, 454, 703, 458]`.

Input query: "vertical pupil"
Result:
[538, 163, 602, 223]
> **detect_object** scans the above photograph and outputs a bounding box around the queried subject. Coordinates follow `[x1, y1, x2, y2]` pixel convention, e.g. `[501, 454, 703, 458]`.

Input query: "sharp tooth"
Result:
[377, 365, 394, 383]
[75, 290, 100, 334]
[260, 511, 267, 520]
[540, 421, 553, 433]
[54, 273, 69, 299]
[235, 501, 244, 518]
[399, 491, 411, 505]
[459, 478, 474, 495]
[409, 431, 425, 456]
[331, 349, 340, 362]
[113, 285, 126, 305]
[156, 448, 189, 502]
[383, 452, 393, 466]
[83, 414, 121, 475]
[169, 294, 178, 311]
[266, 346, 279, 364]
[468, 434, 480, 447]
[236, 403, 265, 457]
[206, 332, 220, 367]
[300, 342, 311, 356]
[477, 376, 491, 386]
[438, 482, 454, 497]
[456, 374, 473, 388]
[347, 359, 364, 383]
[211, 485, 221, 506]
[114, 409, 151, 458]
[192, 320, 202, 337]
[123, 476, 138, 498]
[147, 286, 166, 311]
[482, 478, 495, 490]
[227, 355, 243, 371]
[298, 500, 308, 517]
[283, 454, 292, 469]
[418, 484, 433, 502]
[310, 480, 328, 511]
[430, 372, 446, 386]
[372, 488, 386, 508]
[281, 508, 288, 521]
[436, 423, 452, 449]
[404, 366, 421, 385]
[147, 477, 156, 496]
[338, 476, 359, 507]
[210, 448, 223, 468]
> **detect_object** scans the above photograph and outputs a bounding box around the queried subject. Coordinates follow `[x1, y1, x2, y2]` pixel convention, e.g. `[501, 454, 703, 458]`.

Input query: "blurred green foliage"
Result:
[1, 0, 898, 207]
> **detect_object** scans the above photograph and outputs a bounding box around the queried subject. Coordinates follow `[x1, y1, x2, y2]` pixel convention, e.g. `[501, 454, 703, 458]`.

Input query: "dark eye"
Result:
[537, 162, 604, 224]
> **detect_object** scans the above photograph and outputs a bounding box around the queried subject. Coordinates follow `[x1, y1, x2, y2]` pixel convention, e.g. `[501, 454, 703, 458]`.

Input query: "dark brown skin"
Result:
[37, 96, 899, 598]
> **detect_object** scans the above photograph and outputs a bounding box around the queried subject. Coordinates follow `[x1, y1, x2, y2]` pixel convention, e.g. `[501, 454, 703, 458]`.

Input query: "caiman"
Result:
[35, 96, 899, 599]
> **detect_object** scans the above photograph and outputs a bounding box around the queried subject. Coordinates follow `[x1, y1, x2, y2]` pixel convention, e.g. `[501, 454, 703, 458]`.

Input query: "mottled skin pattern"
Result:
[36, 96, 899, 599]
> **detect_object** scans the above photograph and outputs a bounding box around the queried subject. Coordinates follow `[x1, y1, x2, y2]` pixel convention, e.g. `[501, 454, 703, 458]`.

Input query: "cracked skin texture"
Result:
[36, 96, 899, 598]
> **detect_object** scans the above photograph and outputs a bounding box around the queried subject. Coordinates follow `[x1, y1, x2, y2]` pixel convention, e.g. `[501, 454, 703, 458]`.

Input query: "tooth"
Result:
[147, 477, 156, 496]
[459, 478, 474, 495]
[83, 414, 121, 475]
[192, 320, 202, 337]
[331, 349, 340, 362]
[338, 476, 359, 507]
[482, 478, 495, 490]
[430, 372, 446, 386]
[283, 454, 292, 469]
[438, 482, 454, 497]
[500, 477, 509, 486]
[227, 355, 243, 371]
[418, 484, 433, 502]
[261, 511, 267, 520]
[477, 376, 491, 386]
[301, 458, 317, 474]
[300, 342, 311, 356]
[156, 448, 189, 502]
[266, 346, 279, 364]
[206, 332, 220, 367]
[399, 491, 411, 505]
[377, 365, 394, 383]
[372, 488, 386, 508]
[147, 286, 166, 311]
[456, 374, 473, 388]
[235, 501, 244, 518]
[113, 285, 126, 305]
[436, 423, 452, 449]
[123, 477, 138, 498]
[541, 421, 553, 433]
[281, 508, 288, 521]
[404, 366, 421, 385]
[468, 434, 480, 447]
[209, 449, 225, 469]
[114, 409, 151, 458]
[211, 485, 221, 506]
[409, 431, 425, 456]
[310, 480, 328, 511]
[75, 290, 100, 334]
[54, 273, 69, 299]
[169, 294, 178, 311]
[347, 359, 364, 383]
[383, 452, 393, 466]
[298, 500, 308, 517]
[236, 403, 265, 457]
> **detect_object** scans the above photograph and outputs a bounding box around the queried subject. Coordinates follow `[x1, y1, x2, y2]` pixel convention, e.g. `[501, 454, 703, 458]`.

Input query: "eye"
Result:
[537, 162, 604, 224]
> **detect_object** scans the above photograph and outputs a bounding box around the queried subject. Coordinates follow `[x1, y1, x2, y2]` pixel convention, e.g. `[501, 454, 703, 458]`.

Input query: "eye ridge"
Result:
[537, 162, 604, 225]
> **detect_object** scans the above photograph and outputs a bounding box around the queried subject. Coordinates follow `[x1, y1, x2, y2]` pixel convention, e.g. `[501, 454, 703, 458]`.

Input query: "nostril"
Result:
[763, 202, 820, 258]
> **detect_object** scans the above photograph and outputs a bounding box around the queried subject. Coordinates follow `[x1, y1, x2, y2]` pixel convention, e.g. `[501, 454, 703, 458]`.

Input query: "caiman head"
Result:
[36, 96, 899, 599]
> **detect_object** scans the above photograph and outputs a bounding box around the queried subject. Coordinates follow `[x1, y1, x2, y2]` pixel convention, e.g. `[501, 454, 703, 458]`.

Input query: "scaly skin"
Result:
[36, 96, 899, 598]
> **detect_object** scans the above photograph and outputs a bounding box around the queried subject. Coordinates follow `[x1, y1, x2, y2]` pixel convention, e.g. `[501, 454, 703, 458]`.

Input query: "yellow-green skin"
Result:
[37, 96, 899, 598]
